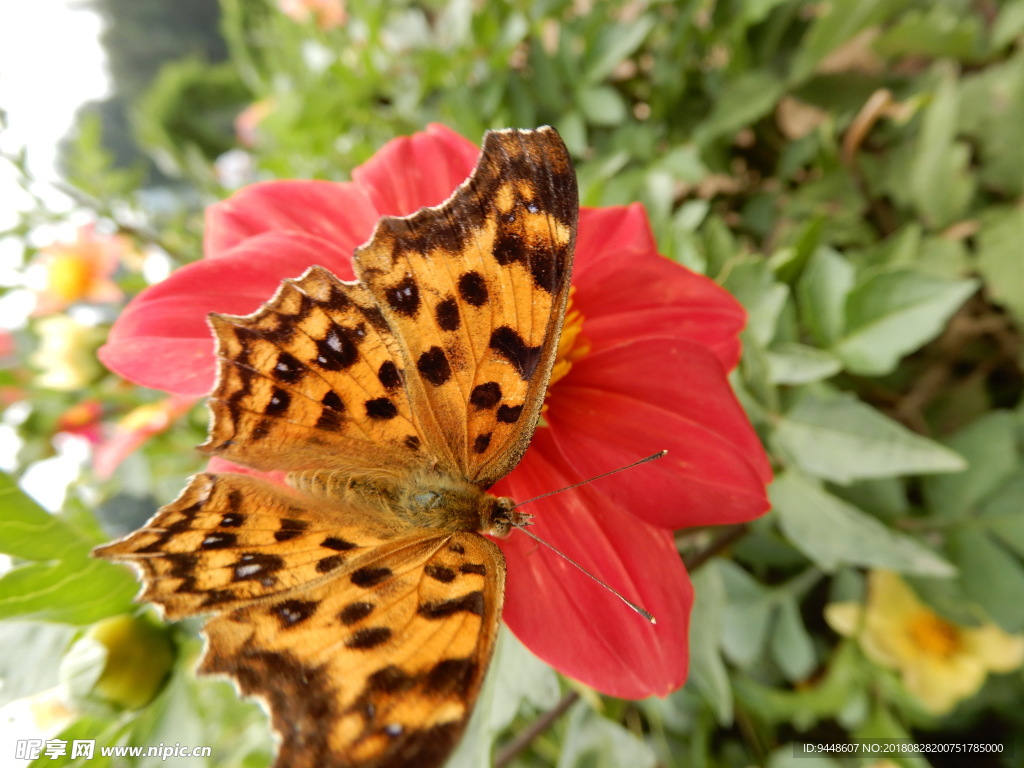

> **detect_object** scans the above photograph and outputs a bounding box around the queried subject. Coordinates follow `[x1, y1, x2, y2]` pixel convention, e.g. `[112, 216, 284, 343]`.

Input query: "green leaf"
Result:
[873, 6, 982, 60]
[694, 71, 785, 146]
[0, 621, 76, 706]
[719, 560, 773, 668]
[687, 564, 733, 725]
[771, 599, 817, 682]
[922, 411, 1019, 520]
[723, 258, 790, 346]
[577, 85, 627, 126]
[773, 393, 967, 483]
[0, 473, 89, 560]
[948, 527, 1024, 632]
[908, 66, 976, 227]
[797, 248, 853, 347]
[0, 556, 138, 625]
[788, 0, 898, 83]
[558, 704, 657, 768]
[766, 343, 842, 385]
[834, 270, 978, 376]
[771, 471, 955, 575]
[976, 206, 1024, 325]
[978, 472, 1024, 560]
[581, 15, 655, 84]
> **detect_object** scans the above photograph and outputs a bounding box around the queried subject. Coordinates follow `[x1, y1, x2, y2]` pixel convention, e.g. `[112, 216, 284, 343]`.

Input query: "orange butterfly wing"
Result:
[96, 127, 577, 768]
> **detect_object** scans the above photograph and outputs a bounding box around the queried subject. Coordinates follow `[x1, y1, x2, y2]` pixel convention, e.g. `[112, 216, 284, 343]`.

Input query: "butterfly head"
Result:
[484, 496, 531, 538]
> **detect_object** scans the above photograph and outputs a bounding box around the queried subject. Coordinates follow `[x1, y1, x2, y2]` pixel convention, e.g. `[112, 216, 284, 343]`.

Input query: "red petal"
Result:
[351, 124, 480, 216]
[493, 430, 691, 699]
[100, 232, 352, 395]
[204, 180, 379, 259]
[575, 205, 746, 369]
[546, 338, 771, 529]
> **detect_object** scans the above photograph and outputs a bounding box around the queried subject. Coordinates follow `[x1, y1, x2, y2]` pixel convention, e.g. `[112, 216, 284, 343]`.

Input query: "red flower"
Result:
[100, 125, 771, 699]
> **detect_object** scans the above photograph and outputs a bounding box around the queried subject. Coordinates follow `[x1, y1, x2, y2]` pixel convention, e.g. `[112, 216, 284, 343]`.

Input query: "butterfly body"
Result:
[96, 127, 577, 768]
[288, 465, 523, 535]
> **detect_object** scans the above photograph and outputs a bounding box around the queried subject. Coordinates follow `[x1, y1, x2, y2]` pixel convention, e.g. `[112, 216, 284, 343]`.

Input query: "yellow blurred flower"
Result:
[30, 315, 105, 391]
[33, 224, 130, 314]
[826, 570, 1024, 715]
[278, 0, 346, 29]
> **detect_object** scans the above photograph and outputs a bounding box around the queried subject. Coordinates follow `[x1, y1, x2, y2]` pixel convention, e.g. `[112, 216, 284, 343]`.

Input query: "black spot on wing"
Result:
[416, 346, 452, 386]
[458, 271, 489, 306]
[351, 566, 392, 587]
[274, 517, 308, 542]
[492, 228, 524, 267]
[424, 564, 456, 583]
[365, 397, 398, 420]
[489, 326, 542, 381]
[339, 601, 375, 625]
[316, 555, 345, 573]
[321, 536, 357, 551]
[273, 352, 305, 384]
[315, 327, 359, 371]
[365, 665, 415, 696]
[347, 626, 392, 649]
[470, 382, 501, 409]
[418, 591, 485, 619]
[385, 275, 420, 317]
[232, 553, 284, 585]
[424, 657, 477, 697]
[473, 432, 492, 454]
[496, 403, 523, 423]
[272, 599, 318, 628]
[377, 360, 401, 390]
[201, 532, 236, 550]
[435, 296, 460, 331]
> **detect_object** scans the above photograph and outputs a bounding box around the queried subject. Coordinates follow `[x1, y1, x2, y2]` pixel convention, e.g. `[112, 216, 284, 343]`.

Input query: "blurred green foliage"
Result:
[3, 0, 1024, 766]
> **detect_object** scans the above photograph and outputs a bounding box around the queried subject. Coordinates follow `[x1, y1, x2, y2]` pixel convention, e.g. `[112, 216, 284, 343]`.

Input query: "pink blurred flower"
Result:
[277, 0, 346, 29]
[56, 400, 105, 445]
[99, 125, 771, 699]
[235, 98, 276, 148]
[93, 396, 195, 479]
[32, 224, 129, 315]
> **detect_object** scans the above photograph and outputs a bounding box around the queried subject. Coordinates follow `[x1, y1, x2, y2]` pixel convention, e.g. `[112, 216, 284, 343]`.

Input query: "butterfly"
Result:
[95, 126, 578, 768]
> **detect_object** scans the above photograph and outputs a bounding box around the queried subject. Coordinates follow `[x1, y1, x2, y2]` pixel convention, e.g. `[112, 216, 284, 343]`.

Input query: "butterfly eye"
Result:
[411, 491, 441, 510]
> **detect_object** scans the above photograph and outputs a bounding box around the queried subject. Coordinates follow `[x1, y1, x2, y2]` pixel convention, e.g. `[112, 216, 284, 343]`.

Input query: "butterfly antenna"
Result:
[509, 521, 656, 623]
[509, 450, 668, 625]
[514, 450, 667, 509]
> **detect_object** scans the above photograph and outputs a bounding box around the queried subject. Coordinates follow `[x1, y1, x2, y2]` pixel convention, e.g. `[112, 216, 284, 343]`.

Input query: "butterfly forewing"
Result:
[354, 127, 577, 486]
[204, 271, 422, 475]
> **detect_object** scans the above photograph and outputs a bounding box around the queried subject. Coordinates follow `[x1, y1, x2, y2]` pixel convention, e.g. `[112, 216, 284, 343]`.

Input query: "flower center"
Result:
[548, 288, 589, 390]
[908, 611, 962, 658]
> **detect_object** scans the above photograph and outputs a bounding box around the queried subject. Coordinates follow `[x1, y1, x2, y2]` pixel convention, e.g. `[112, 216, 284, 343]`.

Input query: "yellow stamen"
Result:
[908, 611, 962, 658]
[548, 288, 589, 390]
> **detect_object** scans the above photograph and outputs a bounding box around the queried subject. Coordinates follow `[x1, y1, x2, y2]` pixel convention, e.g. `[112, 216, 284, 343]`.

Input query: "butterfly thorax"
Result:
[287, 467, 525, 538]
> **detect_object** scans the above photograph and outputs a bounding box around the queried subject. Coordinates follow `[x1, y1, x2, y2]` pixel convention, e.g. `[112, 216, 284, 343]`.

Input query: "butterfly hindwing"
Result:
[97, 472, 506, 768]
[355, 127, 577, 486]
